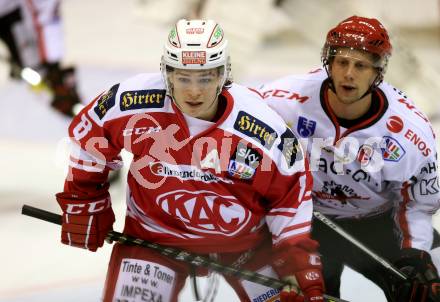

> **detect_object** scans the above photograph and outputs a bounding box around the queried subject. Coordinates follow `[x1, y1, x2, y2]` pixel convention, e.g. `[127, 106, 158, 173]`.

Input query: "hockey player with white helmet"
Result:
[259, 16, 440, 302]
[55, 19, 325, 301]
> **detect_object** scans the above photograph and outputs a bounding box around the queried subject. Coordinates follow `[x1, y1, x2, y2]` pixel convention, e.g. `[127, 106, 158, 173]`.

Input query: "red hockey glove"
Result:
[44, 62, 81, 117]
[393, 248, 440, 302]
[272, 239, 325, 302]
[56, 191, 115, 252]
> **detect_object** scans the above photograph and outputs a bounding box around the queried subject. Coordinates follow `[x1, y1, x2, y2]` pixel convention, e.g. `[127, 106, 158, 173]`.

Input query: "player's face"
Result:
[169, 68, 223, 121]
[330, 48, 378, 104]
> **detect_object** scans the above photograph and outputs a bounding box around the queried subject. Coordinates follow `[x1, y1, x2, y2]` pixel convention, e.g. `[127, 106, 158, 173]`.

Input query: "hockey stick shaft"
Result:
[313, 211, 408, 281]
[21, 204, 347, 302]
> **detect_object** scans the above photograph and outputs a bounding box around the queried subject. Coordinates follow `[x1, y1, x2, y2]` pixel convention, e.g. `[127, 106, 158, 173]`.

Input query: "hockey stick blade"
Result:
[22, 204, 348, 302]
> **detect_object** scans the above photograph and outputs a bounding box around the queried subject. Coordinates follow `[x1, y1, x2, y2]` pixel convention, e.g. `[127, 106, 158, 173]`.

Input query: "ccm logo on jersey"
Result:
[123, 126, 162, 137]
[120, 89, 166, 111]
[93, 83, 119, 119]
[156, 190, 251, 235]
[250, 87, 309, 103]
[234, 111, 278, 149]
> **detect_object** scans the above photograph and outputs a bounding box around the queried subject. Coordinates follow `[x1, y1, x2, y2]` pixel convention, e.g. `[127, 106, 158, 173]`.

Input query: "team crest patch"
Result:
[120, 89, 166, 111]
[93, 83, 119, 119]
[234, 111, 278, 150]
[297, 116, 316, 138]
[277, 128, 302, 168]
[381, 136, 406, 162]
[357, 144, 374, 165]
[228, 143, 262, 180]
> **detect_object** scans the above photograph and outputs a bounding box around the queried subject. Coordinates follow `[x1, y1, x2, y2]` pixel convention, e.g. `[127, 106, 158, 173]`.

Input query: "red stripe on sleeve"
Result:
[25, 0, 47, 62]
[399, 182, 412, 248]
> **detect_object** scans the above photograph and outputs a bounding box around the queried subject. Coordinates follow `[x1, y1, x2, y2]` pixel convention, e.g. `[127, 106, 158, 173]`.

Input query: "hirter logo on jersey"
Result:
[120, 89, 166, 111]
[297, 116, 317, 138]
[381, 136, 406, 162]
[93, 83, 119, 119]
[234, 111, 278, 150]
[156, 190, 251, 236]
[386, 116, 404, 133]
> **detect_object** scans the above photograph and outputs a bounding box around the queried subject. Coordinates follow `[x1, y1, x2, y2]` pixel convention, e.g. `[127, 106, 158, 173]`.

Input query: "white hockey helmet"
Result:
[161, 19, 232, 91]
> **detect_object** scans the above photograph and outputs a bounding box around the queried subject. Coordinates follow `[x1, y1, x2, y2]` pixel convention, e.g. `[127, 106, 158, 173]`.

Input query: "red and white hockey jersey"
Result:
[64, 73, 313, 253]
[258, 69, 440, 251]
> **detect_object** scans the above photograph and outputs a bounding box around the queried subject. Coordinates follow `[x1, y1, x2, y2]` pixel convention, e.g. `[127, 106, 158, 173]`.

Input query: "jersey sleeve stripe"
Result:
[272, 225, 311, 245]
[84, 216, 93, 250]
[398, 181, 412, 248]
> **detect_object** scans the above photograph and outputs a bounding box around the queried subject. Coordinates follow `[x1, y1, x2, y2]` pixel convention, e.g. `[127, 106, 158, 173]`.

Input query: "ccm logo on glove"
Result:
[305, 271, 321, 281]
[64, 198, 110, 214]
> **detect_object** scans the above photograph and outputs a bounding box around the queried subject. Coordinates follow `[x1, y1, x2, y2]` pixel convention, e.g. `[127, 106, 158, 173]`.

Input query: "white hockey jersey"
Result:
[258, 69, 440, 251]
[64, 73, 314, 254]
[0, 0, 63, 66]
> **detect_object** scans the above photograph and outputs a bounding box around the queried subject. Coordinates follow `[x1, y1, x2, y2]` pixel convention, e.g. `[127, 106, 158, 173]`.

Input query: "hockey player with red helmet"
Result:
[55, 19, 325, 301]
[259, 16, 440, 301]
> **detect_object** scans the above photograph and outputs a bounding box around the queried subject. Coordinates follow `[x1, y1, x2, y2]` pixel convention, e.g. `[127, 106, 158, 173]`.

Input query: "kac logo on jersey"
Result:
[156, 189, 251, 236]
[297, 116, 317, 138]
[381, 136, 406, 162]
[228, 143, 262, 180]
[93, 83, 119, 119]
[234, 111, 278, 149]
[120, 89, 166, 111]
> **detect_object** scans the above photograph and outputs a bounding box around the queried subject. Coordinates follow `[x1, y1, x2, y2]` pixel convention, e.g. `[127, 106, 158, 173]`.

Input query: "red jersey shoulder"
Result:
[87, 73, 168, 125]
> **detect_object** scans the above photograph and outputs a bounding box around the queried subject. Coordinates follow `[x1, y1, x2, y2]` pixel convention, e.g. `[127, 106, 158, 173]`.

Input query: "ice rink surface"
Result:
[1, 0, 440, 301]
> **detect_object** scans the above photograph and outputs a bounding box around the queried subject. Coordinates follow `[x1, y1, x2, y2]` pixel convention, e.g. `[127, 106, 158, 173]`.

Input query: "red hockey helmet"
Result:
[322, 16, 392, 86]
